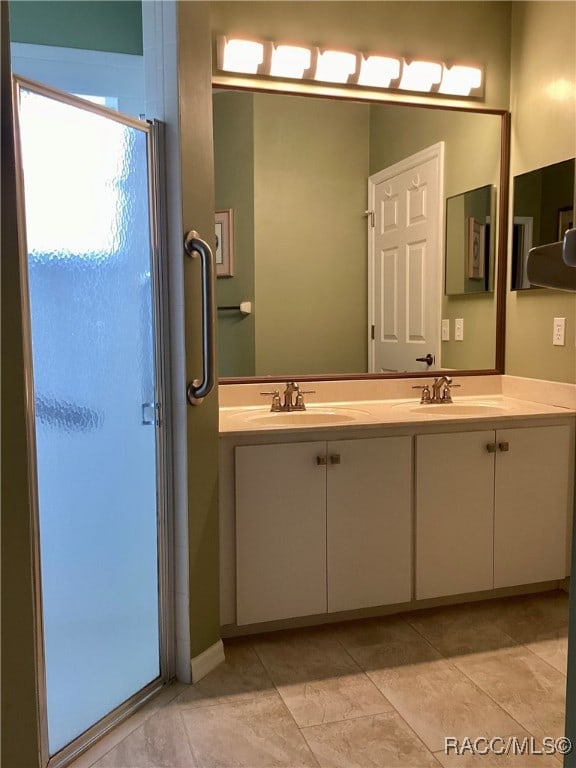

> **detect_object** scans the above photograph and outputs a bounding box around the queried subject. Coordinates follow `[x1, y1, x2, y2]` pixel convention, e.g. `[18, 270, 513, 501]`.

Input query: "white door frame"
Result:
[368, 142, 444, 373]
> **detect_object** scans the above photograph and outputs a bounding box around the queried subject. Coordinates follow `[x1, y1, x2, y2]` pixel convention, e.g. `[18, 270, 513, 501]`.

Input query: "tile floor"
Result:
[71, 590, 569, 768]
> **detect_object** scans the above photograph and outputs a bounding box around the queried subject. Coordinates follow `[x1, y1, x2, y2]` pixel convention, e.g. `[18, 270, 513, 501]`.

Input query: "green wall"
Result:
[253, 93, 369, 375]
[2, 4, 42, 765]
[506, 1, 576, 384]
[9, 1, 143, 55]
[178, 2, 221, 660]
[214, 91, 256, 377]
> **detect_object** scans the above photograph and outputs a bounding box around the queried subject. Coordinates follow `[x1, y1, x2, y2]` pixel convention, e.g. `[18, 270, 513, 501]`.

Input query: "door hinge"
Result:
[364, 209, 375, 228]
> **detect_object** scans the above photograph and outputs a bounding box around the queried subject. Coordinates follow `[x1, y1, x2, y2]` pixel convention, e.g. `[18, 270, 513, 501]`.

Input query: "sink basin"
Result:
[240, 407, 371, 427]
[400, 402, 510, 416]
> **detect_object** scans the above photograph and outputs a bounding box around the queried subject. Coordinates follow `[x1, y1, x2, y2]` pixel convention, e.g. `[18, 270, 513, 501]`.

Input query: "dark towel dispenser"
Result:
[527, 228, 576, 292]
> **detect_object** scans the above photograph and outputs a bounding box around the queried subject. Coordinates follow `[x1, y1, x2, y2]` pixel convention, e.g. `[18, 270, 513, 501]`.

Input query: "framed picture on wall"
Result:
[215, 209, 234, 277]
[467, 217, 485, 280]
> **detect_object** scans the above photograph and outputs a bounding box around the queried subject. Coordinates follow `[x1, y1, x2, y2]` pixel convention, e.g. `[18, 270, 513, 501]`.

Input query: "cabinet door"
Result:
[327, 436, 412, 612]
[416, 431, 495, 599]
[235, 442, 327, 625]
[494, 425, 572, 588]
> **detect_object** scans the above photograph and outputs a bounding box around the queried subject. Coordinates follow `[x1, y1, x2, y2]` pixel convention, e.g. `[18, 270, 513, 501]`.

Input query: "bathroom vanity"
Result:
[219, 381, 575, 635]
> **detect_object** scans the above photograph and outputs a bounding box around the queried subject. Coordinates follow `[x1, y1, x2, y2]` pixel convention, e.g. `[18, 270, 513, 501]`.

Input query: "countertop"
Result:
[219, 394, 575, 436]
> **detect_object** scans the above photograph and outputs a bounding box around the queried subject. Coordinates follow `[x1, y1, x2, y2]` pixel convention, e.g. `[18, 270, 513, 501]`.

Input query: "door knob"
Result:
[329, 454, 341, 465]
[486, 442, 497, 453]
[415, 353, 434, 366]
[498, 442, 510, 452]
[316, 455, 327, 466]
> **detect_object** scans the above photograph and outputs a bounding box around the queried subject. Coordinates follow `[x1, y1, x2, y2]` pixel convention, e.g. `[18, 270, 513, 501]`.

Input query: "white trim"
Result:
[368, 142, 445, 372]
[191, 640, 225, 683]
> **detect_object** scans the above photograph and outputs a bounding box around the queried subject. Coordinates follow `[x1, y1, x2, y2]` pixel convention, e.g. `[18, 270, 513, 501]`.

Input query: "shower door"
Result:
[13, 78, 170, 762]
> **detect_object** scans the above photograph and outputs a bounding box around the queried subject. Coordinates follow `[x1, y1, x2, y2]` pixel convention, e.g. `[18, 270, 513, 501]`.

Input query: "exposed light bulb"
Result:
[399, 61, 442, 92]
[357, 56, 401, 88]
[270, 45, 311, 79]
[314, 50, 357, 83]
[439, 65, 483, 96]
[221, 39, 264, 74]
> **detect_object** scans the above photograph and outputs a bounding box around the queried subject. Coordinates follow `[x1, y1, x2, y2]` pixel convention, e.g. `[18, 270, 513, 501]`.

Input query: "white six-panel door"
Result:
[369, 143, 444, 373]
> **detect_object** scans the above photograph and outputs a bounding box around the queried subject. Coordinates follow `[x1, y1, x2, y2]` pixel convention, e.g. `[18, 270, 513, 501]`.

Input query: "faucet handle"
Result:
[260, 389, 281, 411]
[294, 388, 315, 409]
[412, 383, 432, 404]
[440, 382, 461, 403]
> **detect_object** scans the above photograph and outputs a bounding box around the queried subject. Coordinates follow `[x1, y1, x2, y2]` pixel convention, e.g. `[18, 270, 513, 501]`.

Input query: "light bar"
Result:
[270, 45, 312, 79]
[220, 38, 264, 75]
[399, 61, 443, 92]
[314, 50, 357, 83]
[357, 55, 401, 88]
[439, 65, 483, 96]
[215, 35, 484, 100]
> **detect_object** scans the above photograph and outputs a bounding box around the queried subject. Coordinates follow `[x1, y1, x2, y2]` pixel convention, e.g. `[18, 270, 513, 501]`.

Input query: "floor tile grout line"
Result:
[403, 616, 563, 743]
[403, 606, 568, 680]
[249, 640, 323, 768]
[299, 706, 445, 766]
[250, 630, 393, 712]
[177, 704, 206, 768]
[346, 613, 540, 752]
[512, 637, 569, 679]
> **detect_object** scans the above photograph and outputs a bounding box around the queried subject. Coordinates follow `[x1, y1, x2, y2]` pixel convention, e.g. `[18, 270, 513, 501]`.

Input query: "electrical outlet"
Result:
[442, 319, 450, 341]
[455, 318, 464, 341]
[553, 317, 566, 346]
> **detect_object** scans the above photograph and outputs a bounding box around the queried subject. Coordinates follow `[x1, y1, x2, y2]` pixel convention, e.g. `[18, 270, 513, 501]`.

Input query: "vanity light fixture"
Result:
[269, 44, 312, 79]
[399, 60, 443, 92]
[439, 65, 483, 96]
[356, 55, 401, 88]
[218, 37, 264, 74]
[215, 35, 484, 99]
[314, 50, 358, 83]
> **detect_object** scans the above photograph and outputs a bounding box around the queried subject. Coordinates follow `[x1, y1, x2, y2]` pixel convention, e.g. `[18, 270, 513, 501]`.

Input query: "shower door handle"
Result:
[184, 230, 216, 405]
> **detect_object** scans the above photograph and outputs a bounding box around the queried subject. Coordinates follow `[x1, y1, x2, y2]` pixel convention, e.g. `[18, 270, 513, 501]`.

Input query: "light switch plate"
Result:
[442, 319, 450, 341]
[455, 318, 464, 341]
[553, 317, 566, 346]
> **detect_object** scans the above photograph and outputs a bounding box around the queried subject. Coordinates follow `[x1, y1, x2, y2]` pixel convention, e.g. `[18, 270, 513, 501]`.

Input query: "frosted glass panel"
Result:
[18, 88, 160, 755]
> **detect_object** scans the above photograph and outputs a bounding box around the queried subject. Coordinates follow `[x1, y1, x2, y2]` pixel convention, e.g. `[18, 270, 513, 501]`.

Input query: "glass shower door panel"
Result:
[18, 88, 160, 754]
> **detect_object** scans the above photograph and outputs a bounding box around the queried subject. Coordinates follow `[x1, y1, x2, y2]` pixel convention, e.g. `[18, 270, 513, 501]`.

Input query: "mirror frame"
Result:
[213, 78, 510, 384]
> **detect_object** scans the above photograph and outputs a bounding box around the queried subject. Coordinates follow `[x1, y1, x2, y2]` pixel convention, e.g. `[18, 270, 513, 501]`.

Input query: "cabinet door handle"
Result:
[498, 441, 510, 452]
[329, 454, 341, 465]
[486, 442, 497, 453]
[316, 455, 327, 466]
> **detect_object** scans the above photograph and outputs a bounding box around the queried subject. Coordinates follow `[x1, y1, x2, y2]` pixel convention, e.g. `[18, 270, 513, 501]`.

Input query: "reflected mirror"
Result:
[445, 184, 496, 296]
[213, 89, 506, 379]
[511, 158, 575, 291]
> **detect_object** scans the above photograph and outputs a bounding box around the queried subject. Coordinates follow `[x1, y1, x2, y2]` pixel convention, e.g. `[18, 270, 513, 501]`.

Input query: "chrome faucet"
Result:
[260, 381, 315, 412]
[431, 376, 453, 403]
[412, 376, 460, 404]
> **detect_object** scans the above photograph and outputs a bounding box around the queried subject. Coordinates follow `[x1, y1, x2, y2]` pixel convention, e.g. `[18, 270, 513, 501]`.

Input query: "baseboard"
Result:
[190, 639, 225, 683]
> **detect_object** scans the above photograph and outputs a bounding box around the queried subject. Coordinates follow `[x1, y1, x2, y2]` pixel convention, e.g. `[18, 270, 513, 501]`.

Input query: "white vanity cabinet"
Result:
[416, 424, 572, 600]
[235, 441, 327, 626]
[235, 436, 412, 626]
[493, 425, 572, 588]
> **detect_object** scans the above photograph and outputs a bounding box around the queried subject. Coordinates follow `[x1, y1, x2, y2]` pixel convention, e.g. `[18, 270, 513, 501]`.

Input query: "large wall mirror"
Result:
[213, 86, 509, 381]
